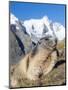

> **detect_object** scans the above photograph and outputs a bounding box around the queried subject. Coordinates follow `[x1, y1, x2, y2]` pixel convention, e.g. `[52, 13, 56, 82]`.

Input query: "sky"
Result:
[9, 1, 66, 26]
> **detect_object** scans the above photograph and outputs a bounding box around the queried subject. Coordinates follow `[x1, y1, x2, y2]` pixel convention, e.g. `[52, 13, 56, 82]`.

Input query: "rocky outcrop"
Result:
[9, 22, 33, 65]
[9, 30, 24, 65]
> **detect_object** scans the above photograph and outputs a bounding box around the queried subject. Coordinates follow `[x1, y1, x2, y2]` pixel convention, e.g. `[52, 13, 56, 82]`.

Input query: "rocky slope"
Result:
[9, 30, 24, 64]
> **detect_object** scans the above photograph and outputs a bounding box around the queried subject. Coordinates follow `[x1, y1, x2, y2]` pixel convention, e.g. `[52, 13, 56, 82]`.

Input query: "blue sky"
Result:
[9, 1, 66, 26]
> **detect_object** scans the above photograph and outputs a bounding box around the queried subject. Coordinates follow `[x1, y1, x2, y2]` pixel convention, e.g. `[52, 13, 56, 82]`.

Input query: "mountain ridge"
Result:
[10, 13, 65, 44]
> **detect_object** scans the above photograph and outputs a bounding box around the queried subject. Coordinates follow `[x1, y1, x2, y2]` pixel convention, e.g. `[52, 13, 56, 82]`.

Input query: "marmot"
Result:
[10, 35, 58, 87]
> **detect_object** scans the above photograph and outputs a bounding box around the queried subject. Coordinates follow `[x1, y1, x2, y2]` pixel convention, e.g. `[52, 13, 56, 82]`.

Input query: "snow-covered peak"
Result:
[10, 13, 21, 30]
[53, 22, 65, 41]
[10, 13, 18, 25]
[10, 13, 65, 43]
[23, 16, 53, 38]
[23, 16, 65, 42]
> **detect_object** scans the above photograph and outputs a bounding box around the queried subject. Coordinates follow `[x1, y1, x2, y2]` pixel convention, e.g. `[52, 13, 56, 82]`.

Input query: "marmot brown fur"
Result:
[10, 36, 58, 87]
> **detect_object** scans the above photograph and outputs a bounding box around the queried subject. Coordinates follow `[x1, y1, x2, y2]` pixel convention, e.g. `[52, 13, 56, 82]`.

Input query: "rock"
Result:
[9, 23, 32, 64]
[9, 30, 24, 65]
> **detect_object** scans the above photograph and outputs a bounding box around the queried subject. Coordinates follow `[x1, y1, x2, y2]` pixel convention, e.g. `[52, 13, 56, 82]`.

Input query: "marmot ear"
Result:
[38, 40, 41, 45]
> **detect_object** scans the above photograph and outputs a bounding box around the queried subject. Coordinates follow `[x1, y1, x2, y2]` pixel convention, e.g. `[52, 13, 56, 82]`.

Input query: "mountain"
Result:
[10, 13, 65, 44]
[10, 13, 19, 30]
[23, 16, 53, 43]
[53, 22, 65, 41]
[10, 13, 32, 55]
[23, 16, 65, 43]
[10, 13, 33, 65]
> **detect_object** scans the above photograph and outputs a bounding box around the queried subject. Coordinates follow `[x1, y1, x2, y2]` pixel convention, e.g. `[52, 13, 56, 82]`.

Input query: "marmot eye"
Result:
[45, 38, 49, 40]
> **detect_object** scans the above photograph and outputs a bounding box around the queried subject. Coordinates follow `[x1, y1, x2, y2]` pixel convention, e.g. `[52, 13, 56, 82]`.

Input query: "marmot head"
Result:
[38, 35, 57, 50]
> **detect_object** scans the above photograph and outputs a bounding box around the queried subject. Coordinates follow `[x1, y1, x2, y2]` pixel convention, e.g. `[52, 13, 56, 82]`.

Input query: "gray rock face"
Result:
[9, 30, 24, 64]
[16, 29, 32, 54]
[9, 23, 33, 64]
